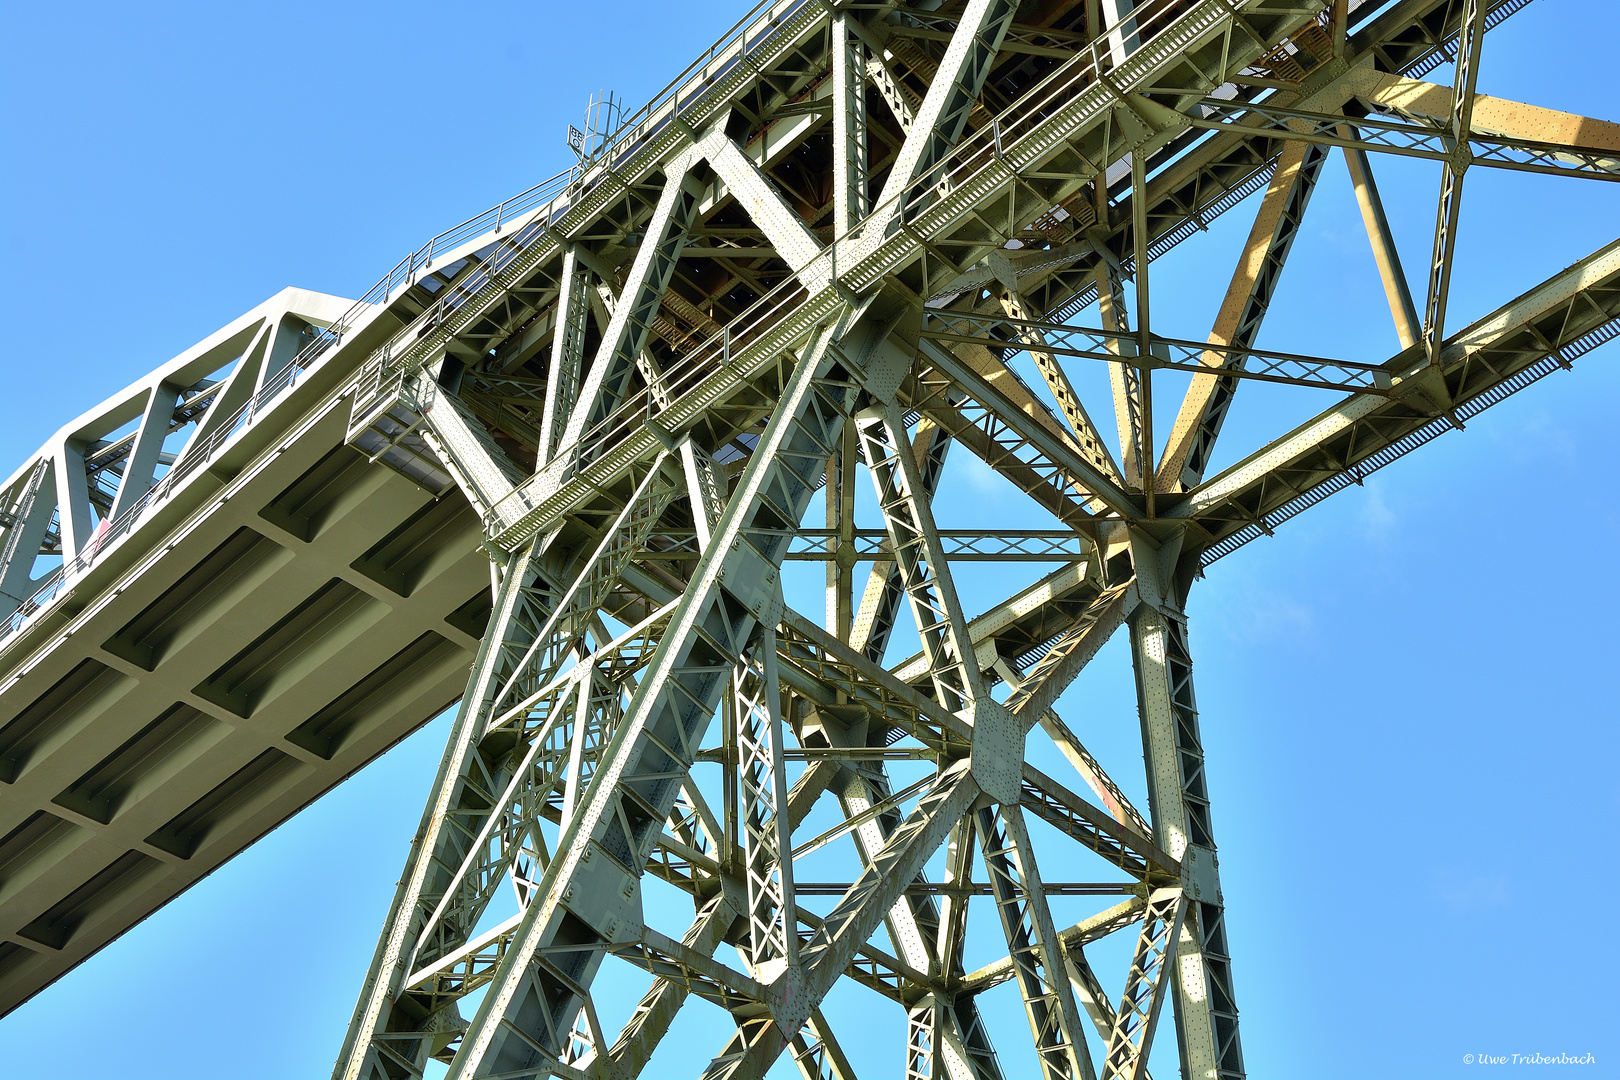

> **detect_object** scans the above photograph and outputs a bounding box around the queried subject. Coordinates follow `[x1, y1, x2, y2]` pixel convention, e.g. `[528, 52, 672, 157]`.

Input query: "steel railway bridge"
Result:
[1, 0, 1615, 1076]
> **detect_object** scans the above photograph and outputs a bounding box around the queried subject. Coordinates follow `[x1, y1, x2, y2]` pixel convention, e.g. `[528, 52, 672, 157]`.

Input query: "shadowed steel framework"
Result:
[0, 1, 1615, 1077]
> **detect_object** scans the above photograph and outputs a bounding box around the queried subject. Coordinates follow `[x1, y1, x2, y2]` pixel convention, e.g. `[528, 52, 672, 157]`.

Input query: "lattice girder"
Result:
[1, 1, 1614, 1077]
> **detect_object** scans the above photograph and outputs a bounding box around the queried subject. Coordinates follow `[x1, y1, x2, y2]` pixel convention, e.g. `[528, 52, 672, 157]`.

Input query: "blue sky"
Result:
[1, 1, 1617, 1077]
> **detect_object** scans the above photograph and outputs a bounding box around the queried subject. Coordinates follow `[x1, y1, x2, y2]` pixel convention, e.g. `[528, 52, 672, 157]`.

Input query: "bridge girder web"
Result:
[0, 0, 1615, 1077]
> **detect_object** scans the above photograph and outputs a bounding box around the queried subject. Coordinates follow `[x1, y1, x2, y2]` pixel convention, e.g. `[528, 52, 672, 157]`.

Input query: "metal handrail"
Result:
[569, 0, 807, 171]
[284, 0, 814, 389]
[0, 0, 1326, 645]
[514, 0, 1211, 480]
[281, 166, 582, 382]
[1, 149, 592, 644]
[0, 348, 334, 640]
[0, 1, 817, 646]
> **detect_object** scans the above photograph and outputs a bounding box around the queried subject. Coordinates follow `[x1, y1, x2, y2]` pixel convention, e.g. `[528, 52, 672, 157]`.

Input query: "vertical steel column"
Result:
[849, 419, 950, 662]
[856, 404, 982, 713]
[1420, 0, 1487, 371]
[1129, 154, 1156, 513]
[0, 461, 54, 615]
[824, 424, 857, 638]
[540, 247, 591, 463]
[51, 439, 93, 567]
[1095, 172, 1144, 491]
[832, 12, 869, 236]
[976, 802, 1095, 1080]
[1098, 258, 1143, 491]
[1130, 601, 1243, 1080]
[733, 627, 798, 973]
[907, 996, 945, 1080]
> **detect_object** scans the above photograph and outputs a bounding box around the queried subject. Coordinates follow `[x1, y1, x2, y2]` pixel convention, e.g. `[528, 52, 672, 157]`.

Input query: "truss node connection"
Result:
[1, 1, 1614, 1077]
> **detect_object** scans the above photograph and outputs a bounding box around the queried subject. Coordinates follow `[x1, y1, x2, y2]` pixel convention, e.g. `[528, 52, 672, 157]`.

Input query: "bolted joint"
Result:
[967, 699, 1023, 804]
[560, 841, 645, 945]
[763, 962, 812, 1039]
[1179, 843, 1223, 905]
[717, 537, 784, 627]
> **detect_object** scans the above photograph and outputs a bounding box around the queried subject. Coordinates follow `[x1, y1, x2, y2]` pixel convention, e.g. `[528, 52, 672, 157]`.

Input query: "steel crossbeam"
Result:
[1, 0, 1613, 1076]
[1177, 237, 1620, 561]
[1185, 94, 1620, 184]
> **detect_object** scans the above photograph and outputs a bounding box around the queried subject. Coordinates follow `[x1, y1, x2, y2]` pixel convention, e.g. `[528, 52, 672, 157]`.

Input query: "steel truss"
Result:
[2, 0, 1615, 1076]
[319, 2, 1620, 1077]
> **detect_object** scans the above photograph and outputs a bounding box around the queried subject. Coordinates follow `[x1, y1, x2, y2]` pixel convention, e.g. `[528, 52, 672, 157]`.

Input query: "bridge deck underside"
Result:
[0, 404, 488, 1011]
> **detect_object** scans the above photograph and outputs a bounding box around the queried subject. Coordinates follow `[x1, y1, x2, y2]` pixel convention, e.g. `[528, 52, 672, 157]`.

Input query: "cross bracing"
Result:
[0, 0, 1615, 1076]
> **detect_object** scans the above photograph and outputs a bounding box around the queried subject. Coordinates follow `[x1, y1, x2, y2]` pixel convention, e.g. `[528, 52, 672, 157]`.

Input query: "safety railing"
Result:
[875, 0, 1229, 248]
[0, 0, 830, 647]
[0, 352, 319, 642]
[570, 0, 812, 173]
[0, 0, 1260, 645]
[0, 164, 596, 647]
[523, 0, 1228, 488]
[359, 0, 828, 395]
[284, 166, 580, 387]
